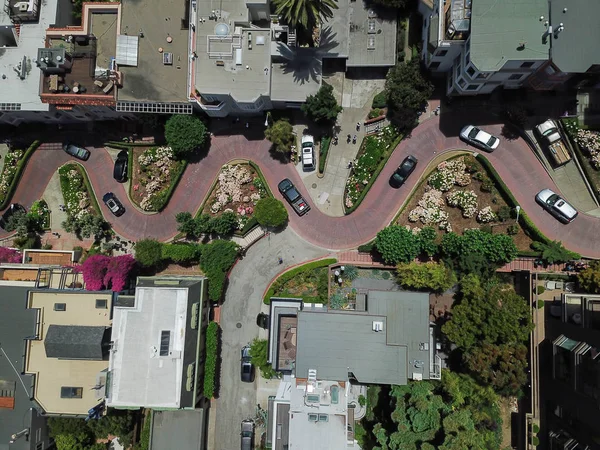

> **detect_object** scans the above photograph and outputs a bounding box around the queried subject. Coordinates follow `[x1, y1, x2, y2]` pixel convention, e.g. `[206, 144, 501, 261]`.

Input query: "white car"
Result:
[459, 125, 500, 152]
[535, 189, 578, 223]
[301, 135, 315, 172]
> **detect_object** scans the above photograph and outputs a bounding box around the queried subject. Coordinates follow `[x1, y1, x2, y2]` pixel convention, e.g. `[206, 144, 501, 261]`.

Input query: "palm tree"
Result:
[273, 0, 338, 30]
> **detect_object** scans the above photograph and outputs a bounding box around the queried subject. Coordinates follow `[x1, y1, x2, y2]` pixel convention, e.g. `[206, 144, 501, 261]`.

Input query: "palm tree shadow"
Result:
[274, 43, 322, 85]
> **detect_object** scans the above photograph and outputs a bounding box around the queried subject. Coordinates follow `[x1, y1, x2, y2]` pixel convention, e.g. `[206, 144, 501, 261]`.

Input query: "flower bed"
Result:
[396, 155, 533, 250]
[202, 163, 269, 231]
[0, 141, 40, 210]
[131, 146, 187, 211]
[344, 126, 402, 213]
[562, 119, 600, 204]
[58, 164, 99, 219]
[29, 199, 50, 229]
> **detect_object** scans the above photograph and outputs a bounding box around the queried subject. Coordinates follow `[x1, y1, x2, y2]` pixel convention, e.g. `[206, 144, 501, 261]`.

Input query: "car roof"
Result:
[301, 135, 314, 144]
[278, 178, 292, 189]
[475, 129, 493, 142]
[555, 198, 577, 218]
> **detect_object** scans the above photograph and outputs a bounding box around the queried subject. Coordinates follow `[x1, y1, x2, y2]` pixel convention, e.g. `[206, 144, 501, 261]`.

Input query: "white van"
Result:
[301, 135, 315, 172]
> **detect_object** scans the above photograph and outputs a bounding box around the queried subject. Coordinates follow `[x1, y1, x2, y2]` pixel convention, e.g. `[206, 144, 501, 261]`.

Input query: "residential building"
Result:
[0, 286, 49, 450]
[542, 293, 600, 449]
[24, 290, 114, 416]
[419, 0, 600, 96]
[106, 276, 208, 410]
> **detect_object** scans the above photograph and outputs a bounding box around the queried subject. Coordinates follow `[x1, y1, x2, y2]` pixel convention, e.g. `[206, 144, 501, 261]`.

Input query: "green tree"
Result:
[200, 240, 239, 301]
[195, 213, 213, 236]
[532, 240, 580, 264]
[370, 0, 412, 9]
[164, 114, 208, 158]
[176, 212, 197, 238]
[385, 60, 434, 130]
[396, 261, 456, 292]
[578, 260, 600, 293]
[301, 85, 342, 125]
[374, 225, 420, 264]
[250, 338, 280, 379]
[264, 119, 295, 154]
[5, 210, 41, 236]
[134, 238, 163, 267]
[209, 211, 238, 236]
[273, 0, 338, 30]
[417, 226, 438, 256]
[254, 197, 289, 228]
[78, 214, 108, 240]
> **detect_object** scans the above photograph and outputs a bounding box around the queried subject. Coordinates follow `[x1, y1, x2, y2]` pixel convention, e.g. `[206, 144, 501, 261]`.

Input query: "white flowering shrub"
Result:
[137, 146, 176, 211]
[408, 188, 451, 231]
[447, 190, 478, 218]
[0, 149, 24, 196]
[210, 165, 255, 213]
[427, 157, 472, 191]
[477, 206, 496, 223]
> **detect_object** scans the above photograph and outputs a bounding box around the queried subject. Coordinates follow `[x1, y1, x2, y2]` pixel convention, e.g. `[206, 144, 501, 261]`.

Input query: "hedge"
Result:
[345, 132, 404, 215]
[319, 136, 332, 175]
[248, 160, 274, 197]
[161, 243, 202, 263]
[357, 240, 376, 253]
[0, 140, 40, 210]
[139, 411, 152, 450]
[239, 216, 259, 235]
[203, 322, 219, 398]
[263, 258, 337, 304]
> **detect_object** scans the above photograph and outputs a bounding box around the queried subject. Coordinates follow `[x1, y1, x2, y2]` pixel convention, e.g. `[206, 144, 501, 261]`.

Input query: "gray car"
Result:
[535, 189, 578, 223]
[241, 419, 254, 450]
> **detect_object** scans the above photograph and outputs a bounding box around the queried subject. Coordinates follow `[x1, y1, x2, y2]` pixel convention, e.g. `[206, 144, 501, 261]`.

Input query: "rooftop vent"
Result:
[372, 321, 383, 332]
[367, 36, 375, 50]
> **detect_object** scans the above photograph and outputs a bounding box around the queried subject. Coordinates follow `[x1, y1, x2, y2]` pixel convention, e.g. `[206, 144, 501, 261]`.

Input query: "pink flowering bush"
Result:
[83, 254, 136, 292]
[0, 247, 22, 263]
[82, 254, 110, 291]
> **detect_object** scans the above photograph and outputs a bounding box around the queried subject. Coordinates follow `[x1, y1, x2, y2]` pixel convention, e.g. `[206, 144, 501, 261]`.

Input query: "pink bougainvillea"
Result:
[82, 254, 110, 291]
[0, 247, 22, 263]
[104, 254, 136, 292]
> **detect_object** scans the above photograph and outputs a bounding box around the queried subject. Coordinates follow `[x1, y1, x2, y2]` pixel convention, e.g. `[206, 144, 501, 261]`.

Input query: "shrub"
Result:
[396, 261, 456, 292]
[507, 224, 520, 235]
[200, 240, 239, 302]
[532, 436, 540, 446]
[301, 84, 342, 124]
[209, 211, 238, 236]
[358, 394, 367, 407]
[161, 244, 202, 263]
[250, 338, 279, 379]
[134, 239, 164, 267]
[358, 241, 375, 253]
[372, 91, 387, 109]
[531, 240, 580, 264]
[264, 119, 295, 153]
[496, 205, 512, 222]
[254, 197, 288, 228]
[104, 255, 136, 292]
[417, 226, 438, 256]
[374, 225, 420, 265]
[319, 136, 332, 174]
[82, 254, 110, 291]
[164, 115, 208, 158]
[203, 322, 219, 398]
[344, 265, 359, 281]
[368, 109, 383, 119]
[0, 247, 22, 263]
[537, 299, 545, 309]
[532, 424, 540, 434]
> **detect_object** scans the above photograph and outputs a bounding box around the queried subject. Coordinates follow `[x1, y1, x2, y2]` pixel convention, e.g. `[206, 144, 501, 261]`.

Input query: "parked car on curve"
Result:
[535, 189, 578, 223]
[535, 119, 571, 166]
[256, 312, 269, 330]
[62, 143, 91, 161]
[301, 135, 315, 172]
[459, 125, 500, 152]
[278, 178, 311, 216]
[389, 155, 418, 188]
[241, 345, 255, 383]
[0, 203, 26, 230]
[241, 419, 254, 450]
[113, 151, 128, 182]
[102, 192, 125, 217]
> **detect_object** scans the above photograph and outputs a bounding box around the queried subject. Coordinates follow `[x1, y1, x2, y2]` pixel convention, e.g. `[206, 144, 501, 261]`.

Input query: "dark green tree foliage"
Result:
[254, 197, 288, 228]
[374, 225, 420, 264]
[417, 226, 438, 256]
[175, 212, 196, 237]
[134, 238, 164, 267]
[264, 119, 295, 153]
[385, 60, 434, 130]
[199, 240, 239, 302]
[301, 85, 342, 124]
[176, 211, 237, 238]
[250, 338, 279, 379]
[578, 260, 600, 293]
[531, 240, 580, 264]
[209, 211, 238, 236]
[164, 114, 208, 158]
[161, 244, 202, 264]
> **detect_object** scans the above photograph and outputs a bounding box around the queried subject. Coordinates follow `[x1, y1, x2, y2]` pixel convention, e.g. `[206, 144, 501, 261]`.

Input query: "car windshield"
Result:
[468, 128, 479, 139]
[546, 194, 560, 206]
[286, 187, 300, 201]
[302, 141, 312, 148]
[393, 173, 405, 183]
[486, 136, 497, 146]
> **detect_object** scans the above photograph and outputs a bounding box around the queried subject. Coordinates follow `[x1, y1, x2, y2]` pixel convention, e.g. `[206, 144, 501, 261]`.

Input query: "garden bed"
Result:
[318, 136, 331, 175]
[329, 266, 398, 310]
[58, 163, 101, 218]
[29, 199, 50, 229]
[0, 141, 41, 209]
[395, 155, 534, 251]
[130, 146, 187, 212]
[344, 126, 402, 213]
[562, 118, 600, 204]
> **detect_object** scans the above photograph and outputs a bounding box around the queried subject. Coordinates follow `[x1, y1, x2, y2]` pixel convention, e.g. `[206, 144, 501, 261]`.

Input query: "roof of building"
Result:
[270, 46, 322, 102]
[108, 277, 205, 409]
[150, 409, 205, 450]
[549, 0, 600, 73]
[321, 0, 397, 67]
[0, 286, 39, 450]
[118, 0, 189, 102]
[295, 290, 431, 385]
[470, 0, 548, 72]
[44, 325, 107, 360]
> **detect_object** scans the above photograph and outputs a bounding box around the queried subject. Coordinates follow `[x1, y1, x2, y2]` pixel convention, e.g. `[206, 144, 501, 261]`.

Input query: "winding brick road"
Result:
[5, 117, 600, 256]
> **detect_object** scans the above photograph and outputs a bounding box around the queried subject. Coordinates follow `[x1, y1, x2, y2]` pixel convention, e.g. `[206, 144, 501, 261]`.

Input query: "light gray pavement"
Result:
[552, 163, 600, 215]
[298, 75, 386, 217]
[43, 170, 68, 230]
[211, 227, 331, 450]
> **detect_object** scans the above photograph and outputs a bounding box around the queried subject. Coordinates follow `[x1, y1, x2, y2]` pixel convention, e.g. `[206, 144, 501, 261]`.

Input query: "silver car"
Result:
[535, 189, 578, 223]
[241, 420, 254, 450]
[459, 125, 500, 152]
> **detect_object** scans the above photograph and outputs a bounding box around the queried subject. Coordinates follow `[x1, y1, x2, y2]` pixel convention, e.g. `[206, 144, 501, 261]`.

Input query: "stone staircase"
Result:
[231, 225, 265, 249]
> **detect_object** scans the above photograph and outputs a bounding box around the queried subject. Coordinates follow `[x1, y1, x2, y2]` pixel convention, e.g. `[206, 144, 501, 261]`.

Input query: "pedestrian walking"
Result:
[347, 134, 351, 143]
[352, 135, 357, 144]
[347, 161, 353, 169]
[356, 122, 360, 131]
[278, 257, 283, 265]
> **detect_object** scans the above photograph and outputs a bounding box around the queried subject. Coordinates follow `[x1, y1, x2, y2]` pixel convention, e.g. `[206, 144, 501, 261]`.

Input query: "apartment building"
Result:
[419, 0, 600, 96]
[542, 293, 600, 449]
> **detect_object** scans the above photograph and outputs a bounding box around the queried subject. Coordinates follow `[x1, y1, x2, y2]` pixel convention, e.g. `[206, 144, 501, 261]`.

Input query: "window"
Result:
[458, 77, 466, 88]
[60, 387, 83, 398]
[430, 61, 441, 69]
[466, 84, 479, 90]
[95, 299, 107, 309]
[36, 428, 42, 442]
[436, 49, 448, 57]
[318, 414, 329, 422]
[466, 66, 476, 77]
[36, 442, 44, 450]
[509, 74, 523, 81]
[54, 303, 66, 311]
[520, 61, 535, 68]
[160, 330, 171, 356]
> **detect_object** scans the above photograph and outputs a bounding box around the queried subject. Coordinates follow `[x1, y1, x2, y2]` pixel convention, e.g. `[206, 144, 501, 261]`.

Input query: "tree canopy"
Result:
[578, 260, 600, 293]
[254, 198, 288, 228]
[264, 119, 295, 154]
[531, 240, 580, 264]
[273, 0, 338, 30]
[164, 114, 208, 158]
[134, 238, 164, 267]
[301, 85, 342, 124]
[396, 261, 456, 293]
[375, 225, 440, 265]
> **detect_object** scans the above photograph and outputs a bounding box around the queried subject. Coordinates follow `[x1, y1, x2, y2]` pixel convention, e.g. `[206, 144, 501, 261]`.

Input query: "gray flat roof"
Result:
[0, 287, 40, 450]
[118, 0, 189, 102]
[150, 409, 205, 450]
[295, 290, 430, 385]
[321, 0, 397, 67]
[470, 0, 548, 72]
[550, 0, 600, 73]
[270, 47, 322, 102]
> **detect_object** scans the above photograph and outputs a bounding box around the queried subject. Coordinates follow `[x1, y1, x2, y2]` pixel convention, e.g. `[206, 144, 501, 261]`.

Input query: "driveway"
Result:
[3, 117, 600, 256]
[213, 227, 330, 450]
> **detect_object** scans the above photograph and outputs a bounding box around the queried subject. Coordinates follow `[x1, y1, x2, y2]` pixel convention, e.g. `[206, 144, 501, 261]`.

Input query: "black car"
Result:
[102, 192, 125, 217]
[0, 203, 25, 230]
[113, 151, 128, 183]
[63, 143, 91, 161]
[241, 345, 255, 383]
[389, 155, 418, 188]
[277, 178, 311, 216]
[256, 312, 269, 330]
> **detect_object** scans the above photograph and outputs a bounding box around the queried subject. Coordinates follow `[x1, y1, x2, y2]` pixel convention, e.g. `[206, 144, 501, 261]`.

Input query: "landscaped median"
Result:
[262, 258, 337, 304]
[0, 140, 40, 210]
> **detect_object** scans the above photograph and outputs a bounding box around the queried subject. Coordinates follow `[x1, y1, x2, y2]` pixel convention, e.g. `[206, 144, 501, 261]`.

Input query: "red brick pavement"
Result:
[2, 118, 600, 256]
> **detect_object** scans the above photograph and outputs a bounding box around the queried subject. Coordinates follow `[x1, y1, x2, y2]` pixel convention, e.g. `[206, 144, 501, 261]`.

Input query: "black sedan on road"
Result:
[102, 192, 125, 217]
[389, 155, 418, 188]
[113, 151, 128, 183]
[241, 345, 255, 383]
[62, 143, 91, 161]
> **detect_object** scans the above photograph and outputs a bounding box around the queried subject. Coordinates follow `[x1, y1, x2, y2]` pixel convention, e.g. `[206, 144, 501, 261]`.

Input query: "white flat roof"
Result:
[107, 286, 189, 408]
[0, 0, 58, 111]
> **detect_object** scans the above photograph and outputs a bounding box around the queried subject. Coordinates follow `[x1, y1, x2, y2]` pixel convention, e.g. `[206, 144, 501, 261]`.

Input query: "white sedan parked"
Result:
[459, 125, 500, 152]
